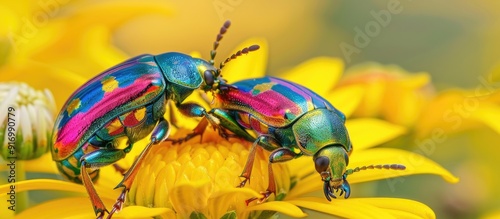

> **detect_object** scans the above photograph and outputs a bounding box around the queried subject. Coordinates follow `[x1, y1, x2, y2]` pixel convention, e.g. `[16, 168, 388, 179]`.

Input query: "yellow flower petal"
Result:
[245, 201, 307, 218]
[285, 175, 321, 200]
[0, 5, 19, 36]
[32, 23, 126, 78]
[64, 0, 172, 28]
[346, 118, 407, 151]
[22, 153, 58, 174]
[482, 210, 500, 219]
[167, 91, 212, 130]
[208, 188, 261, 219]
[397, 73, 431, 89]
[168, 181, 212, 217]
[339, 63, 433, 127]
[287, 148, 458, 199]
[355, 198, 435, 219]
[80, 25, 129, 71]
[12, 196, 171, 219]
[115, 206, 173, 219]
[348, 148, 459, 184]
[471, 104, 500, 134]
[381, 74, 432, 127]
[0, 179, 120, 201]
[30, 0, 172, 77]
[285, 156, 315, 180]
[415, 89, 481, 138]
[280, 57, 344, 96]
[288, 197, 396, 219]
[326, 85, 365, 118]
[189, 51, 202, 58]
[0, 60, 87, 106]
[14, 197, 99, 219]
[221, 38, 268, 83]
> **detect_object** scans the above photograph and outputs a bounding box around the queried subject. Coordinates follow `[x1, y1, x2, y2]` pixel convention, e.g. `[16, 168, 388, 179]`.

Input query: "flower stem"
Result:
[16, 161, 28, 213]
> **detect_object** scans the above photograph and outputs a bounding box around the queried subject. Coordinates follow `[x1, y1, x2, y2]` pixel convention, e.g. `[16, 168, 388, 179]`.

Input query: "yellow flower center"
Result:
[127, 129, 291, 219]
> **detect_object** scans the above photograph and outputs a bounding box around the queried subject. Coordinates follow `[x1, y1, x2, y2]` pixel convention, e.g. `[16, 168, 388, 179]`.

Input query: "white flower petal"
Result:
[0, 86, 19, 123]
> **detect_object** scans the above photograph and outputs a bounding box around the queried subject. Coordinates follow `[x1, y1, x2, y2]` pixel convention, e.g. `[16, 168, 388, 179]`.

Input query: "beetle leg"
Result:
[238, 134, 279, 188]
[171, 102, 211, 143]
[209, 108, 255, 142]
[81, 160, 107, 219]
[176, 102, 207, 118]
[112, 164, 127, 176]
[238, 138, 260, 188]
[239, 135, 282, 187]
[246, 147, 297, 205]
[80, 148, 128, 218]
[172, 106, 254, 143]
[109, 119, 170, 218]
[168, 116, 210, 144]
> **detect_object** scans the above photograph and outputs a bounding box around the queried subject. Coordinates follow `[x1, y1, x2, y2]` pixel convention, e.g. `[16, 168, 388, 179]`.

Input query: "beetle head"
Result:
[192, 59, 223, 92]
[313, 145, 407, 202]
[313, 145, 351, 201]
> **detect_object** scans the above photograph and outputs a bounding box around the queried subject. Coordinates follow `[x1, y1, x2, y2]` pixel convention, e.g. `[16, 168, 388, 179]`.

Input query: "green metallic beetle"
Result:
[174, 76, 406, 203]
[50, 20, 260, 218]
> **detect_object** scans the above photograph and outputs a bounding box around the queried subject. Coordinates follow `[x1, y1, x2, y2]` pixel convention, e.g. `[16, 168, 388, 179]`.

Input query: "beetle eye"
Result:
[314, 156, 330, 173]
[204, 70, 214, 87]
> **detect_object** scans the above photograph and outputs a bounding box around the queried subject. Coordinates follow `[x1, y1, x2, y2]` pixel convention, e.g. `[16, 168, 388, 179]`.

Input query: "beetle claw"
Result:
[245, 190, 273, 205]
[237, 177, 249, 188]
[340, 178, 351, 198]
[323, 181, 336, 201]
[106, 188, 127, 219]
[96, 212, 105, 219]
[112, 164, 127, 176]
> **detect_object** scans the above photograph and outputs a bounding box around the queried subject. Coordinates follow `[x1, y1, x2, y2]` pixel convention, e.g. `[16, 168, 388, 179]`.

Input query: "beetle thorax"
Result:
[292, 109, 351, 155]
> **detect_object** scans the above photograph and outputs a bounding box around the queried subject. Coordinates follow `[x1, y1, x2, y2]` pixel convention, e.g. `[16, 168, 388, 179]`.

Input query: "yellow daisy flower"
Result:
[0, 37, 457, 218]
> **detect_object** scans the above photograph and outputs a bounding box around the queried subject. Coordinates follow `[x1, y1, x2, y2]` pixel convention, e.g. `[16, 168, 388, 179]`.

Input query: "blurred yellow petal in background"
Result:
[337, 63, 434, 127]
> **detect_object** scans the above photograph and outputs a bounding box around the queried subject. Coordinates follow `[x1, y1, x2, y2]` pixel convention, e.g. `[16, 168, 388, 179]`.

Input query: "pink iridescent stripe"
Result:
[55, 75, 160, 158]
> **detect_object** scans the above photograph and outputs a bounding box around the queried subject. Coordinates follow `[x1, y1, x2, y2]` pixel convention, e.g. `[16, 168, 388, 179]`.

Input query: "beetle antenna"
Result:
[210, 20, 231, 66]
[345, 164, 406, 176]
[219, 45, 260, 70]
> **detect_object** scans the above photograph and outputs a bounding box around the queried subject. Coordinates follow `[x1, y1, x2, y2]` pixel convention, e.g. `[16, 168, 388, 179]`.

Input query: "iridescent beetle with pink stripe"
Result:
[174, 77, 407, 204]
[50, 21, 259, 219]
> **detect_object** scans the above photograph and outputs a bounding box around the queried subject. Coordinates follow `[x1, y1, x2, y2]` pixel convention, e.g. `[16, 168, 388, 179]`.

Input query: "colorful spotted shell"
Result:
[51, 55, 166, 160]
[215, 77, 346, 128]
